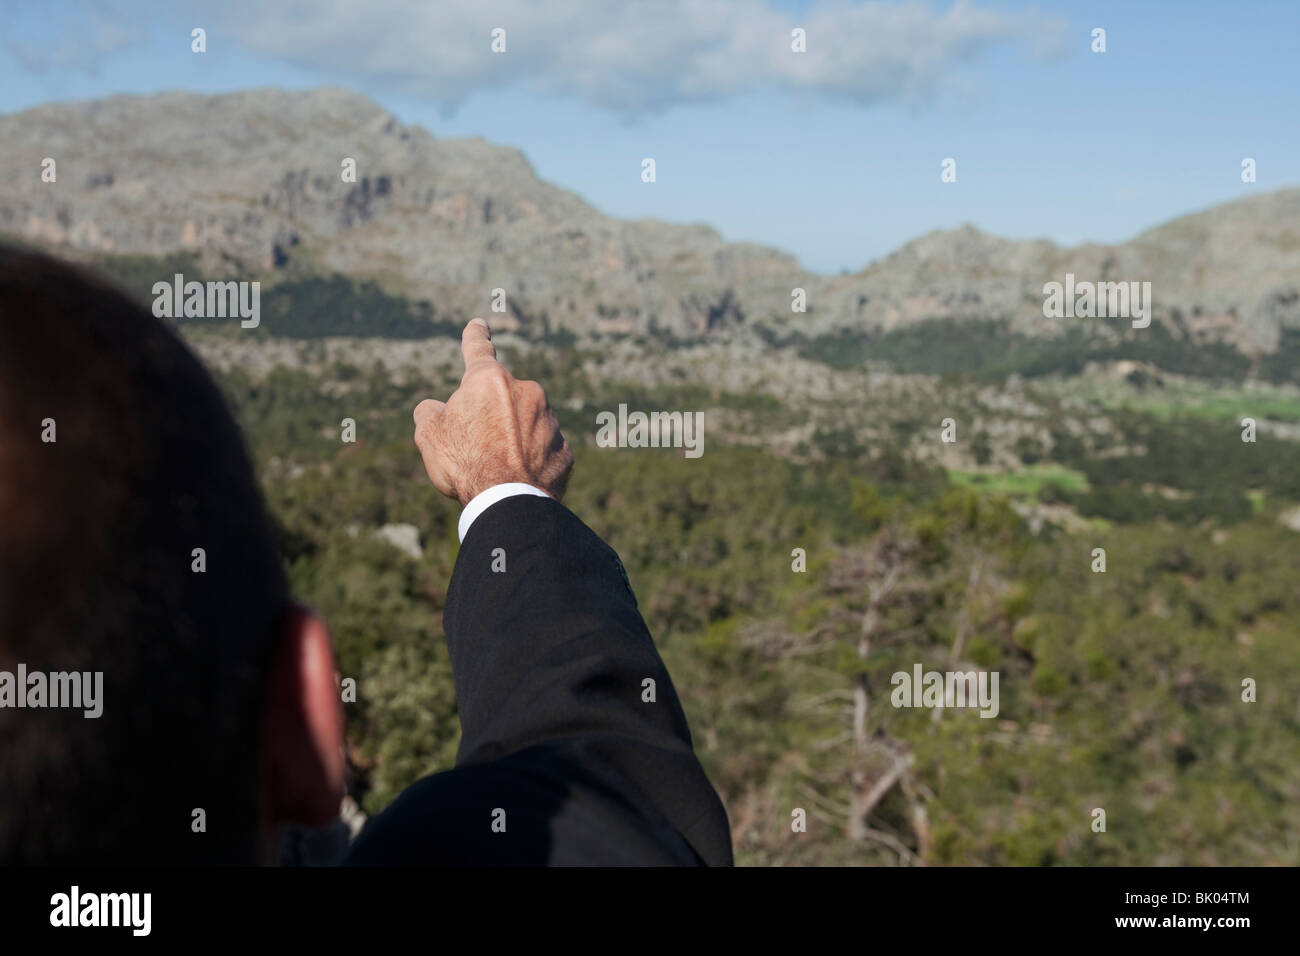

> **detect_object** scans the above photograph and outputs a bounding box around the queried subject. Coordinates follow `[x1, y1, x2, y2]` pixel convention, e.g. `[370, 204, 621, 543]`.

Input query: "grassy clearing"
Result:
[1123, 391, 1300, 423]
[948, 464, 1089, 499]
[1053, 375, 1300, 423]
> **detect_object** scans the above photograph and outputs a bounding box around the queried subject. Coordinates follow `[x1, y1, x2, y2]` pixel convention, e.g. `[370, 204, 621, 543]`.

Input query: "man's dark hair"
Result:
[0, 245, 287, 863]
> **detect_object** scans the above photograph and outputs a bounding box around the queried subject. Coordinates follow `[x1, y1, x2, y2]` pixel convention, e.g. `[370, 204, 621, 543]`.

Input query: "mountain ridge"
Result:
[2, 87, 1297, 351]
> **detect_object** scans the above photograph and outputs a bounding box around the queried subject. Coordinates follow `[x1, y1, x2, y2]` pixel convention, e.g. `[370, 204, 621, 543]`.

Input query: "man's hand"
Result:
[413, 318, 574, 506]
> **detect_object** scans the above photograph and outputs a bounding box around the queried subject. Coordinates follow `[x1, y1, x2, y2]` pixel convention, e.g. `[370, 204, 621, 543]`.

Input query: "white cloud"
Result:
[196, 0, 1065, 115]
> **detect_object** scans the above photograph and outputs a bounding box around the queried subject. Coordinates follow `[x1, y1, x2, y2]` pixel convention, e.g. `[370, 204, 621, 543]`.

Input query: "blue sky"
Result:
[2, 0, 1295, 274]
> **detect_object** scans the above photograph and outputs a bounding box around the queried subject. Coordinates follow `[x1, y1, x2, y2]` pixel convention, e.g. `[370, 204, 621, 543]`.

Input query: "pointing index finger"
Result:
[461, 318, 498, 374]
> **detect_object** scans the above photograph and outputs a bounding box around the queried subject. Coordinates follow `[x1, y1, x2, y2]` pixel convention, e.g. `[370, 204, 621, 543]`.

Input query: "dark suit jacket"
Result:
[344, 494, 734, 865]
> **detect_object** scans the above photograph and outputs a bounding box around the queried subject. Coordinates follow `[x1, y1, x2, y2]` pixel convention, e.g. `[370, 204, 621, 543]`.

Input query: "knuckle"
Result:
[489, 369, 515, 400]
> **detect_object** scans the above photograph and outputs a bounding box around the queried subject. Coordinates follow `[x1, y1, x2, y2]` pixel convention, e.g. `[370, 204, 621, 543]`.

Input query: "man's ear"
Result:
[262, 603, 346, 827]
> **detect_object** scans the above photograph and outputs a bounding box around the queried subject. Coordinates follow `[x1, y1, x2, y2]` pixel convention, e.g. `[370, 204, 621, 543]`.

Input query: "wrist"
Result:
[457, 483, 554, 542]
[457, 474, 535, 507]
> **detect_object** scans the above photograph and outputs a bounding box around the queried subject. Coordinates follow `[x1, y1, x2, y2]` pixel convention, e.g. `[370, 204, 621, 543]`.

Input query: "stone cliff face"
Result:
[826, 192, 1300, 352]
[2, 87, 1297, 350]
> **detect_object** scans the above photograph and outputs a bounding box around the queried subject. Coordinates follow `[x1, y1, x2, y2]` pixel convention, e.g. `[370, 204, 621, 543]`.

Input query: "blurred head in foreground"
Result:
[0, 245, 345, 864]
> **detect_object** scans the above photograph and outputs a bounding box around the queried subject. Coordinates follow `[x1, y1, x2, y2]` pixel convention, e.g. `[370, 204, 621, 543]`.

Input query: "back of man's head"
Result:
[0, 245, 288, 863]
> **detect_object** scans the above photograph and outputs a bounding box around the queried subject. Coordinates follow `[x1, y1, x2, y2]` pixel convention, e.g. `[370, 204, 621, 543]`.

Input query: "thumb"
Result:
[413, 398, 446, 431]
[412, 398, 454, 497]
[413, 398, 446, 452]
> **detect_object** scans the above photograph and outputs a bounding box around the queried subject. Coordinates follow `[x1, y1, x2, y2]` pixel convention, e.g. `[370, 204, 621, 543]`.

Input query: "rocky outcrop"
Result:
[2, 87, 1297, 351]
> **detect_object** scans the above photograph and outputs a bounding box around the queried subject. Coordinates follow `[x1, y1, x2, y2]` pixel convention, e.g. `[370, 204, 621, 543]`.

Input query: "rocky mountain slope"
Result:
[1, 87, 1297, 350]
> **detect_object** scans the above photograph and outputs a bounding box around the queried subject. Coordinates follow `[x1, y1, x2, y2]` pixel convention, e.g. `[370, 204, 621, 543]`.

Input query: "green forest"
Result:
[197, 343, 1298, 867]
[88, 253, 1300, 865]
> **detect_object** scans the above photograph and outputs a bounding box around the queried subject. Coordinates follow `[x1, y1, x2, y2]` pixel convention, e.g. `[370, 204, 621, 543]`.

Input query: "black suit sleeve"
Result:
[344, 494, 733, 866]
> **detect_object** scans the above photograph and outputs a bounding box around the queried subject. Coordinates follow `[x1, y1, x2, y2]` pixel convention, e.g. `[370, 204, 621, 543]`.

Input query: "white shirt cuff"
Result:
[457, 483, 552, 542]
